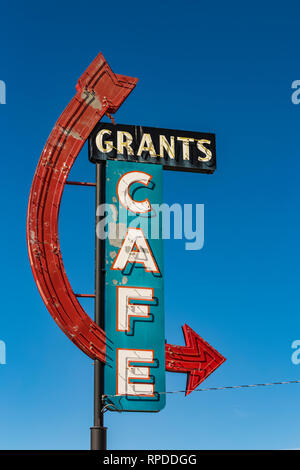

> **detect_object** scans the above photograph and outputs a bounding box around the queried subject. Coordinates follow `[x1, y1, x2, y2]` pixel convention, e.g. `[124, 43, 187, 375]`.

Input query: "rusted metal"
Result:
[105, 110, 115, 125]
[27, 52, 138, 362]
[165, 324, 226, 395]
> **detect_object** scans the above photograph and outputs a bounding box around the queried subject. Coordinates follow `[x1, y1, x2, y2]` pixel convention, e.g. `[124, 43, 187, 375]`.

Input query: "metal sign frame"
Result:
[104, 160, 166, 412]
[89, 122, 216, 174]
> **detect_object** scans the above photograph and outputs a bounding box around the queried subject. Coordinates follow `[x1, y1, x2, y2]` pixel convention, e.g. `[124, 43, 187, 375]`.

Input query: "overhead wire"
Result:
[103, 379, 300, 399]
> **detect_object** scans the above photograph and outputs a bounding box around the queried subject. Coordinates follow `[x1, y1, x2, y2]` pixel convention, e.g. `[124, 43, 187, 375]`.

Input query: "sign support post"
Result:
[90, 162, 107, 450]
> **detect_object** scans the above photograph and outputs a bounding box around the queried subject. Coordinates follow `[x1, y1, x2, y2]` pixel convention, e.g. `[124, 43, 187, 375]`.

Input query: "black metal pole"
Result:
[90, 162, 107, 450]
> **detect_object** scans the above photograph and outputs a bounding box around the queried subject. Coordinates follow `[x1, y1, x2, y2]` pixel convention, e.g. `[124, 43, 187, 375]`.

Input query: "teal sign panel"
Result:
[103, 160, 166, 412]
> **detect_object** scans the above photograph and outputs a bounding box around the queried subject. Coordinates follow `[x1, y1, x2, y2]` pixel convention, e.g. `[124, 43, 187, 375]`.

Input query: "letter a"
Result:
[111, 228, 160, 273]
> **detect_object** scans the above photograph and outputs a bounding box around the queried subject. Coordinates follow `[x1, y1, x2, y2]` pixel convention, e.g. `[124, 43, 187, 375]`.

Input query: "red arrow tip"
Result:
[165, 324, 226, 396]
[183, 324, 226, 396]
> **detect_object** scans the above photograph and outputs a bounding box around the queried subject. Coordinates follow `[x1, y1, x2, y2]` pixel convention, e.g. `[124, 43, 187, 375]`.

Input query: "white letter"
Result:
[159, 135, 175, 159]
[95, 129, 113, 153]
[117, 286, 153, 332]
[117, 171, 152, 213]
[111, 228, 159, 273]
[117, 349, 154, 396]
[117, 131, 134, 156]
[177, 137, 194, 160]
[197, 139, 212, 162]
[137, 133, 157, 157]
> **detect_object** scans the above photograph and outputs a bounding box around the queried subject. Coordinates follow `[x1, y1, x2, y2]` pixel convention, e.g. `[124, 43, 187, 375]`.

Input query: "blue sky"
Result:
[1, 0, 300, 450]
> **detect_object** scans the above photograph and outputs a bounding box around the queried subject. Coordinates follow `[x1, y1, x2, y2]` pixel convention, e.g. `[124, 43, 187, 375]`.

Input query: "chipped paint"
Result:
[26, 52, 138, 363]
[61, 162, 70, 174]
[108, 222, 127, 248]
[29, 230, 36, 244]
[81, 89, 102, 110]
[111, 205, 118, 222]
[59, 125, 83, 141]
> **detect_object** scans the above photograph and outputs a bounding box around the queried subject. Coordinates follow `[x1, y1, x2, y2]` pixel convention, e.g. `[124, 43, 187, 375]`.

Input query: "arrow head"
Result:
[165, 324, 226, 396]
[183, 324, 226, 395]
[76, 52, 138, 114]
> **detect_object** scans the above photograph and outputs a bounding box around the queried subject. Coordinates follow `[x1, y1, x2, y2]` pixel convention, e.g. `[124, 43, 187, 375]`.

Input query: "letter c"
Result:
[116, 171, 152, 213]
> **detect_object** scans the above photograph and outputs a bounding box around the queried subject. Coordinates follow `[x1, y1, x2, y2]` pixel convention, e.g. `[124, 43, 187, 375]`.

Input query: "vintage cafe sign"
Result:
[27, 51, 224, 424]
[89, 123, 218, 412]
[103, 160, 165, 412]
[89, 123, 216, 174]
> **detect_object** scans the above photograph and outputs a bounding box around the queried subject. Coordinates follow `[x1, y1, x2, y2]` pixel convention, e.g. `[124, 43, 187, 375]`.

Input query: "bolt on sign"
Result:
[103, 161, 165, 411]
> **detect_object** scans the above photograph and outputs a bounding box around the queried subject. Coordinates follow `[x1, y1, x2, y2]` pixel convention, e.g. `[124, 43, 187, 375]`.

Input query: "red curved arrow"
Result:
[165, 324, 226, 395]
[27, 53, 138, 362]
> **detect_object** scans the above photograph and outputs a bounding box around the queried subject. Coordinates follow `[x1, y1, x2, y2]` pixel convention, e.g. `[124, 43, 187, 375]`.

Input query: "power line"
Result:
[103, 379, 300, 399]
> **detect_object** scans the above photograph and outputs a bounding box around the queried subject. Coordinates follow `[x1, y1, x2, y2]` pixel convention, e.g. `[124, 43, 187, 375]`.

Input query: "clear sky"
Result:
[1, 0, 300, 450]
